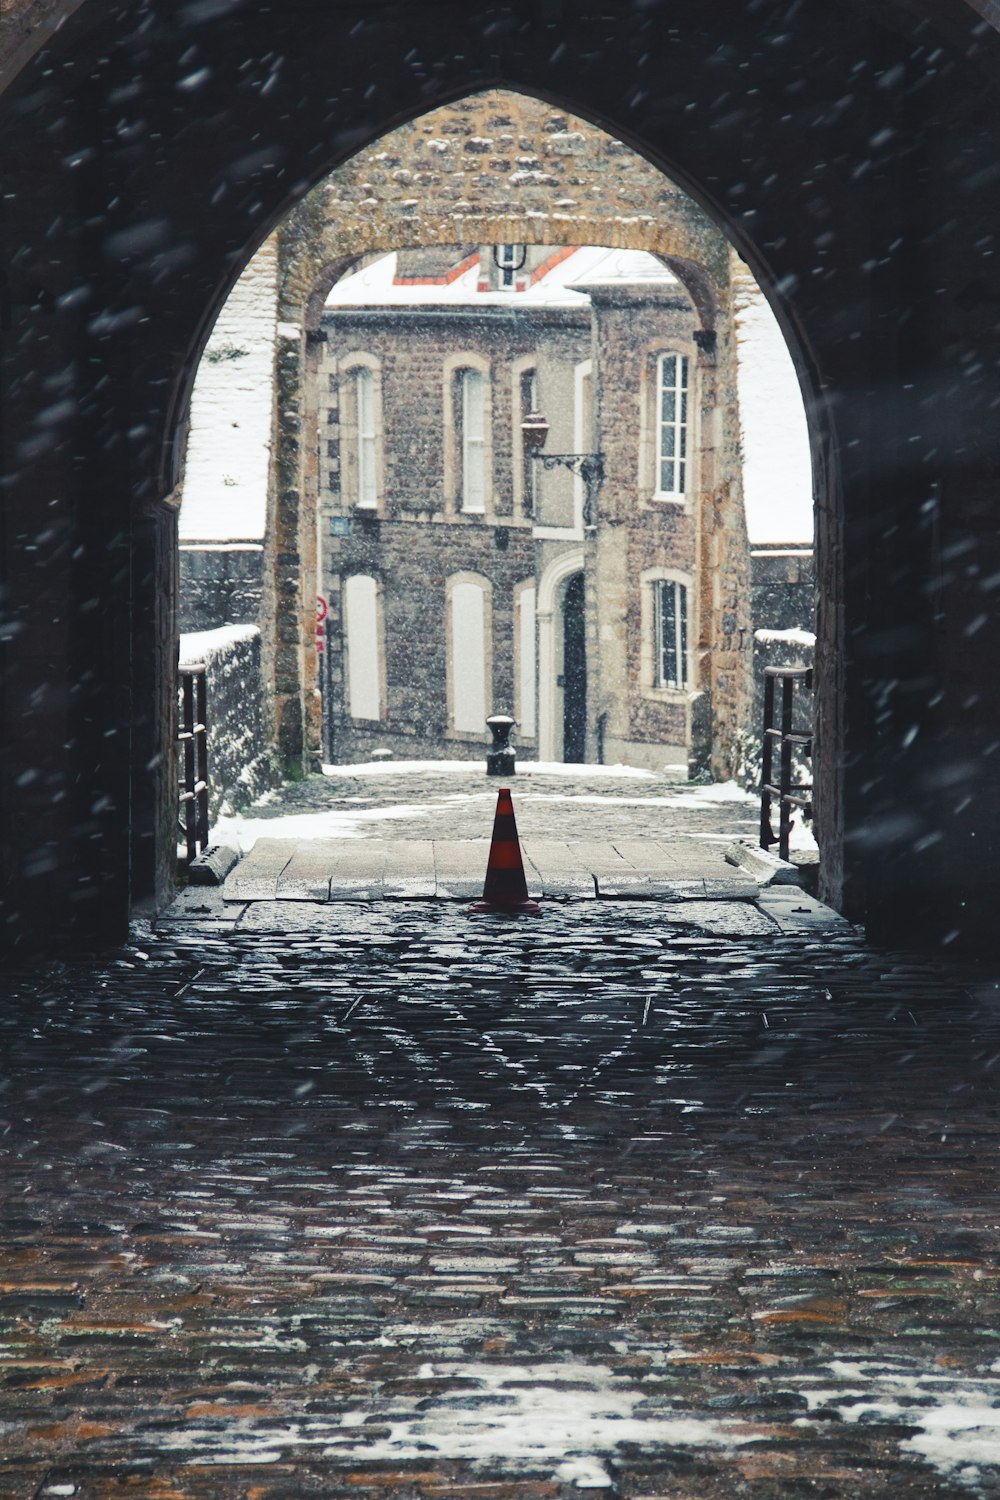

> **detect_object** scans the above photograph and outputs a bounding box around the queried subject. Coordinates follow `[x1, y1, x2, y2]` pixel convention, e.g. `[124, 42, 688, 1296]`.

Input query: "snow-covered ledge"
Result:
[179, 625, 276, 822]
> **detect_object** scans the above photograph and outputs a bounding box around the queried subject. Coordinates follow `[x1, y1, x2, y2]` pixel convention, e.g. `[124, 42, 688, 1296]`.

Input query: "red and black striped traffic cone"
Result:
[469, 787, 541, 915]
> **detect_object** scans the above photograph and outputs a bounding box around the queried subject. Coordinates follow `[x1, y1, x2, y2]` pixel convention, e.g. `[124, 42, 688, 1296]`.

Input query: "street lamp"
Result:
[521, 410, 604, 529]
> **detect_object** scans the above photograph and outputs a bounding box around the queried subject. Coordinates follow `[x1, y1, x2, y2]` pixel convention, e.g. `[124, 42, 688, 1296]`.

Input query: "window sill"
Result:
[445, 727, 488, 742]
[532, 524, 584, 542]
[643, 685, 691, 703]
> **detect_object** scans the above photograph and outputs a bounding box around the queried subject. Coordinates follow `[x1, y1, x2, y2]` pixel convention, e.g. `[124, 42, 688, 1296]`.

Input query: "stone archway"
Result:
[269, 90, 753, 785]
[4, 0, 1000, 947]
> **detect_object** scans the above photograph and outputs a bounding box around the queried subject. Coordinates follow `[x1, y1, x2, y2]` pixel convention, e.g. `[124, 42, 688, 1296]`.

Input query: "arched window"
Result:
[641, 568, 693, 695]
[344, 574, 383, 720]
[354, 367, 377, 507]
[459, 367, 486, 513]
[340, 356, 382, 510]
[444, 354, 491, 516]
[654, 577, 689, 689]
[655, 352, 689, 500]
[447, 574, 492, 733]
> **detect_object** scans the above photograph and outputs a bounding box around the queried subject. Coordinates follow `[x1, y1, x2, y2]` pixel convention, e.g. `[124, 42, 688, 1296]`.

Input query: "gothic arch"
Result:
[276, 89, 748, 788]
[2, 1, 1000, 945]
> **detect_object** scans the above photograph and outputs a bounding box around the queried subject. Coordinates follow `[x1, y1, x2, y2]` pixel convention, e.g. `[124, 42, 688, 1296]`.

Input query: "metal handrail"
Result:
[760, 665, 813, 862]
[179, 663, 209, 864]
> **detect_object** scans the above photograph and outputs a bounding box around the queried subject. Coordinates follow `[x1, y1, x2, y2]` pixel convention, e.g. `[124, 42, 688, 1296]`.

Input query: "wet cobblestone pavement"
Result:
[2, 895, 1000, 1498]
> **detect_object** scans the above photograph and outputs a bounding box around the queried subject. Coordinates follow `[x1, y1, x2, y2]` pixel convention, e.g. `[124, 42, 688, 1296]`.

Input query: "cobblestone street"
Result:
[212, 765, 764, 848]
[2, 774, 999, 1498]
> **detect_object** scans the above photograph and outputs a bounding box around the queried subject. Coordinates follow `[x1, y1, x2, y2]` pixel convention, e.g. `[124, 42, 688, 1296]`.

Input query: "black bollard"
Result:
[485, 714, 516, 777]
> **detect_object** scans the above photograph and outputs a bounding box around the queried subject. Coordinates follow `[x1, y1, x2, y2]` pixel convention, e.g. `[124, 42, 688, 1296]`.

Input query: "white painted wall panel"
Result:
[345, 575, 381, 720]
[518, 586, 536, 739]
[451, 581, 486, 732]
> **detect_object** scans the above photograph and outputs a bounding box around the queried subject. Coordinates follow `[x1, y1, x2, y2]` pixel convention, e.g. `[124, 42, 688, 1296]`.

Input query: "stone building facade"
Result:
[277, 90, 753, 781]
[318, 243, 727, 773]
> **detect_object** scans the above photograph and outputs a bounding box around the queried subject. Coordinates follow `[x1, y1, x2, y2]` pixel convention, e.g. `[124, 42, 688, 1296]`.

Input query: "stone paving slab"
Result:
[222, 836, 297, 900]
[225, 838, 757, 905]
[382, 838, 437, 898]
[274, 838, 340, 900]
[519, 839, 598, 897]
[432, 839, 493, 900]
[328, 838, 390, 899]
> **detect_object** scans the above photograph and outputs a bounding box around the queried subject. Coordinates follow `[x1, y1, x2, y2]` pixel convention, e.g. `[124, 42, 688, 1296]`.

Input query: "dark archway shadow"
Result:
[3, 0, 1000, 951]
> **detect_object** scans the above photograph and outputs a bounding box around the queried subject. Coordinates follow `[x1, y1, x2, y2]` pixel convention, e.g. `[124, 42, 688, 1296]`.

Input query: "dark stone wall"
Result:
[179, 629, 275, 822]
[178, 547, 264, 633]
[751, 549, 815, 637]
[325, 522, 536, 765]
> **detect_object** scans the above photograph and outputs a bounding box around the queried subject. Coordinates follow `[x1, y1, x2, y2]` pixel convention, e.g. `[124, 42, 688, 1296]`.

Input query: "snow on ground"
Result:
[153, 1356, 755, 1480]
[799, 1359, 1000, 1495]
[320, 760, 662, 779]
[210, 762, 758, 852]
[212, 798, 456, 849]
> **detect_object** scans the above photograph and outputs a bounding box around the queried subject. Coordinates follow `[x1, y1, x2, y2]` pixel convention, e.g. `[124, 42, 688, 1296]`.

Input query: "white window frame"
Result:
[340, 353, 382, 512]
[640, 567, 693, 699]
[654, 351, 689, 501]
[497, 243, 522, 291]
[460, 367, 486, 514]
[514, 362, 539, 520]
[573, 358, 592, 533]
[443, 354, 491, 517]
[514, 579, 537, 741]
[355, 366, 377, 508]
[653, 577, 689, 690]
[528, 358, 588, 542]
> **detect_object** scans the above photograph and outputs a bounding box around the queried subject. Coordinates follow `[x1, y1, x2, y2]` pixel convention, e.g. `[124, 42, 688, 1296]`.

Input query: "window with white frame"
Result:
[519, 368, 539, 518]
[496, 243, 523, 290]
[341, 360, 380, 510]
[655, 352, 689, 499]
[653, 578, 689, 690]
[354, 366, 377, 508]
[459, 367, 486, 513]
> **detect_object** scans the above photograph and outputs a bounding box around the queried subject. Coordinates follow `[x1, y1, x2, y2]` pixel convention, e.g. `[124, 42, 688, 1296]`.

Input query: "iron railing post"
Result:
[760, 670, 776, 848]
[178, 663, 209, 865]
[760, 664, 813, 862]
[779, 673, 794, 861]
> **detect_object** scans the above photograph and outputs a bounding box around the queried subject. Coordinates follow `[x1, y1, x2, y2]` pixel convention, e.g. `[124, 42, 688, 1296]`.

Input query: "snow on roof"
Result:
[324, 246, 676, 311]
[733, 269, 813, 545]
[566, 246, 680, 288]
